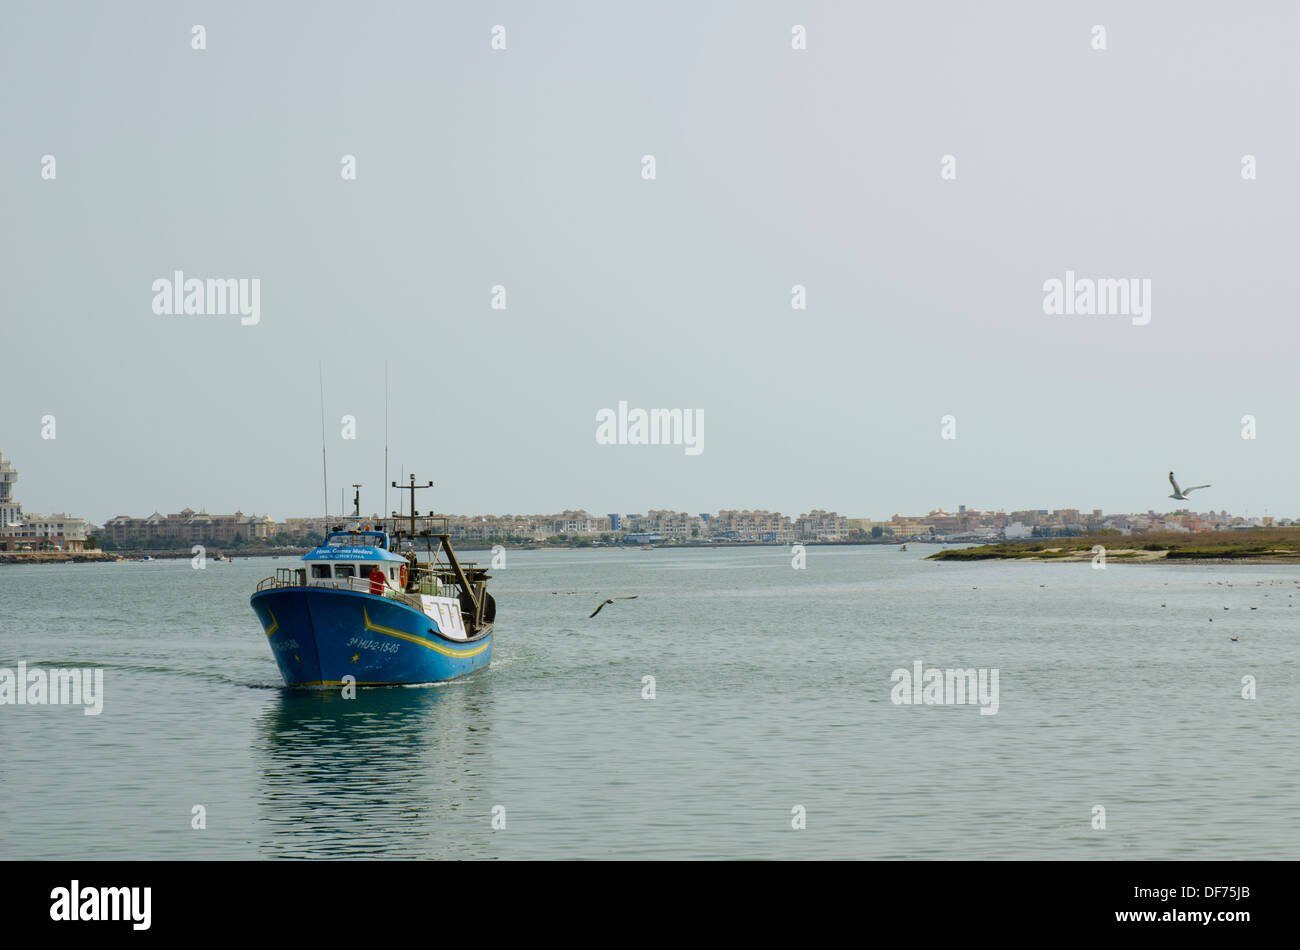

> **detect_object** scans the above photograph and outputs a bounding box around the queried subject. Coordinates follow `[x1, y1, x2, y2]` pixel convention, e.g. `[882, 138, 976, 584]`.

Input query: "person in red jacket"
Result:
[368, 564, 386, 595]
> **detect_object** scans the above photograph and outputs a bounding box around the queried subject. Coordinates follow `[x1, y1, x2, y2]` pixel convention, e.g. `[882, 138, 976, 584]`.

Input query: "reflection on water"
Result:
[256, 681, 498, 858]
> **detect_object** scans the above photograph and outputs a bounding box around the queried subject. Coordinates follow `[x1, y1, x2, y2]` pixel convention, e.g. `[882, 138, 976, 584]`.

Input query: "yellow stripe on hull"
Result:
[362, 606, 490, 658]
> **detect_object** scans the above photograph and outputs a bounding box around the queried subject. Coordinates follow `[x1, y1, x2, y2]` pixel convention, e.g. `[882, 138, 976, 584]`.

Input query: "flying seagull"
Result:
[589, 596, 638, 618]
[1168, 471, 1210, 501]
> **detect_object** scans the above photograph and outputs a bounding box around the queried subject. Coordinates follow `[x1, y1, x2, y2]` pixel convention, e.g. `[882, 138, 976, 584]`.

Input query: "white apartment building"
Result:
[0, 450, 88, 551]
[0, 449, 19, 529]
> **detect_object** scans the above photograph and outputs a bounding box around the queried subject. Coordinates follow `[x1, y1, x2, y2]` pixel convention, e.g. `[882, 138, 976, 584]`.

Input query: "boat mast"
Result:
[389, 474, 481, 621]
[392, 473, 433, 540]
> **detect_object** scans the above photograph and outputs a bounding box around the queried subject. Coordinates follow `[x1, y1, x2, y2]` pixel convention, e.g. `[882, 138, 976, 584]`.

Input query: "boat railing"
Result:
[256, 567, 307, 591]
[394, 517, 450, 547]
[256, 569, 458, 600]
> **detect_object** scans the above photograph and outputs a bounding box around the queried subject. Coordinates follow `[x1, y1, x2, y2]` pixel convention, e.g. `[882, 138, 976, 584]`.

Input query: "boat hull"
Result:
[250, 586, 491, 687]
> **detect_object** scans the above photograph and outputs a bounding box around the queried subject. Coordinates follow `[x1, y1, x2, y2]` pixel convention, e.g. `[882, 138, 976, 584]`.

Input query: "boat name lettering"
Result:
[309, 547, 384, 560]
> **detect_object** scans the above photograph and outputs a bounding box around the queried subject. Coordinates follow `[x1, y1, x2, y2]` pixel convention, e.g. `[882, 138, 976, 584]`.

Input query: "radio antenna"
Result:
[319, 362, 329, 521]
[384, 360, 389, 526]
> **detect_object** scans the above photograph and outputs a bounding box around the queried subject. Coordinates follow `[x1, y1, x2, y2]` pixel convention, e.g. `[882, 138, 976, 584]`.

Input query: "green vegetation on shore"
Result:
[928, 528, 1300, 562]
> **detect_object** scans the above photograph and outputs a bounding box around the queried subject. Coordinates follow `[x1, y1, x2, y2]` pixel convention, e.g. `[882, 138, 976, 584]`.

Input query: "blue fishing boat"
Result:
[250, 477, 495, 688]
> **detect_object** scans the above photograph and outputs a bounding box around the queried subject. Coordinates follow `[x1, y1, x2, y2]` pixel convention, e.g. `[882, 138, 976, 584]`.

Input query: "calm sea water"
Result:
[2, 545, 1297, 859]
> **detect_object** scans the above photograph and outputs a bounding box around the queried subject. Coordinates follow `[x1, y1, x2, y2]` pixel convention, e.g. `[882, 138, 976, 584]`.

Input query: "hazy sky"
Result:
[3, 2, 1298, 524]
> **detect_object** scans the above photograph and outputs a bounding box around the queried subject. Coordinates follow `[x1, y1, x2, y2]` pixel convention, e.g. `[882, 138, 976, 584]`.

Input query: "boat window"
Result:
[334, 565, 355, 578]
[311, 564, 331, 578]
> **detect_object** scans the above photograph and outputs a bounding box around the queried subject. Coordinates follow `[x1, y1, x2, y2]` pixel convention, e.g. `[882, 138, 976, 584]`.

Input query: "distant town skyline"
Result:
[4, 444, 1294, 535]
[91, 501, 1300, 525]
[88, 499, 1300, 548]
